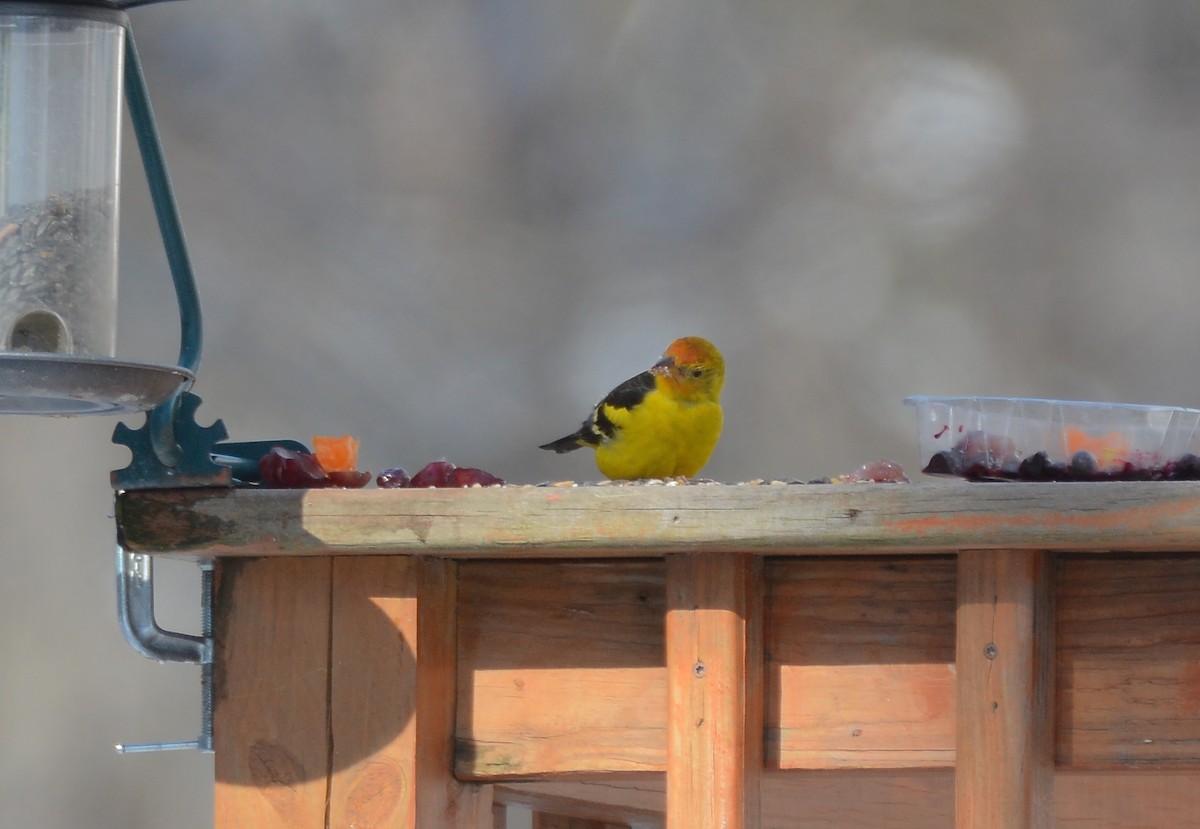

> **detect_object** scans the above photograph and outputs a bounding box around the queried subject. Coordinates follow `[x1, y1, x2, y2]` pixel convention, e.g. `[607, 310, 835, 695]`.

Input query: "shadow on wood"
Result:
[456, 560, 667, 779]
[213, 556, 492, 826]
[766, 556, 957, 770]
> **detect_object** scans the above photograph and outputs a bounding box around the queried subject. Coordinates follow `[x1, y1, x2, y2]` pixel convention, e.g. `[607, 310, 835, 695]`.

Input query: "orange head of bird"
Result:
[651, 336, 725, 401]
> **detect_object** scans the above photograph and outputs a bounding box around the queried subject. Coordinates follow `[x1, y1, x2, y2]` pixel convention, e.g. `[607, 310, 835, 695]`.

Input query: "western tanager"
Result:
[539, 336, 725, 480]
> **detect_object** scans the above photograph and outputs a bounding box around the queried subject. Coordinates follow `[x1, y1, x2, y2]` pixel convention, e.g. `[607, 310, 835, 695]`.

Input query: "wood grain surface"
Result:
[117, 481, 1200, 558]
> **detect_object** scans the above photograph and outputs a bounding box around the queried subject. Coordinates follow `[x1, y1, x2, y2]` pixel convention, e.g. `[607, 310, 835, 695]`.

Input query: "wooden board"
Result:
[116, 481, 1200, 559]
[327, 556, 418, 827]
[665, 553, 763, 829]
[494, 776, 665, 826]
[956, 550, 1055, 829]
[456, 561, 668, 778]
[214, 556, 493, 828]
[457, 554, 1200, 781]
[213, 558, 333, 829]
[327, 556, 493, 827]
[458, 558, 956, 779]
[766, 557, 956, 769]
[497, 770, 1200, 829]
[1056, 770, 1200, 827]
[1057, 555, 1200, 768]
[495, 771, 953, 829]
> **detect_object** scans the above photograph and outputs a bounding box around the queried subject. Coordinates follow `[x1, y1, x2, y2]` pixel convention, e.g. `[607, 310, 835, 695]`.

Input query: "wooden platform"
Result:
[115, 482, 1200, 828]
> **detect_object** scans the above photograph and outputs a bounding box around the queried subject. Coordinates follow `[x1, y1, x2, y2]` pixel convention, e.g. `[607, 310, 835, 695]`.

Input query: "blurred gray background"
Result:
[4, 0, 1200, 826]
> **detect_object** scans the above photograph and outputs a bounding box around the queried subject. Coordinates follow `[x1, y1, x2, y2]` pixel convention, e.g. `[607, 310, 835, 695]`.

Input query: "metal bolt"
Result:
[983, 643, 998, 660]
[198, 562, 215, 753]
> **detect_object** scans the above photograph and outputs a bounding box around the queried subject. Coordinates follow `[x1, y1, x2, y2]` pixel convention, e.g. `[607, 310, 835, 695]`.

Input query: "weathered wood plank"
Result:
[116, 482, 1200, 559]
[497, 771, 953, 829]
[327, 556, 413, 827]
[498, 770, 1200, 829]
[327, 557, 492, 827]
[456, 561, 668, 778]
[213, 558, 333, 829]
[1057, 555, 1200, 768]
[766, 557, 956, 769]
[458, 559, 954, 780]
[494, 776, 665, 826]
[1056, 770, 1200, 826]
[665, 553, 762, 829]
[956, 550, 1055, 829]
[408, 559, 495, 827]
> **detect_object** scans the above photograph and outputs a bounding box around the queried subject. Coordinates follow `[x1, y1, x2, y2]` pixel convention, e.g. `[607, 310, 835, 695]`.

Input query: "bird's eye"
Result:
[689, 367, 704, 378]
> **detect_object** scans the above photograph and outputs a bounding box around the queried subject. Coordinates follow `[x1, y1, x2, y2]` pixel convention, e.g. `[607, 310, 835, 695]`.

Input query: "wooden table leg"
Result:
[956, 550, 1055, 829]
[665, 553, 763, 829]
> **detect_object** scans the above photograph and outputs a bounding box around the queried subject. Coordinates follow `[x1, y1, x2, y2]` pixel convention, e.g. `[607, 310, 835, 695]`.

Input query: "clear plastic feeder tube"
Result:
[0, 4, 126, 357]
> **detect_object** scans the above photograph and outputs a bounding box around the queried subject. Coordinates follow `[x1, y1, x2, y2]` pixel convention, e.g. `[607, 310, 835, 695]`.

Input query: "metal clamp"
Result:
[114, 546, 214, 754]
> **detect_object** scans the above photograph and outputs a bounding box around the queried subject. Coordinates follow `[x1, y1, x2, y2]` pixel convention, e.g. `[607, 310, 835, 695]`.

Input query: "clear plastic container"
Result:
[905, 396, 1200, 481]
[0, 5, 126, 357]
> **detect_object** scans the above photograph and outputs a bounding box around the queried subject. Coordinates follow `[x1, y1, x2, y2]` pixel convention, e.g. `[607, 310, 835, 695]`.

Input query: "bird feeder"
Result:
[0, 0, 272, 755]
[0, 0, 196, 416]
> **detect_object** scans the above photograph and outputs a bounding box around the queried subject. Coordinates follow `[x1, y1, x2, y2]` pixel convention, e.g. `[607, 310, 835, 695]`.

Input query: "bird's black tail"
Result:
[539, 433, 584, 453]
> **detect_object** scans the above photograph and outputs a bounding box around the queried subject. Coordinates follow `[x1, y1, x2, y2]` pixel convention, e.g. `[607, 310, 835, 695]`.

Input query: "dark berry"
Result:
[410, 460, 457, 488]
[1018, 451, 1055, 481]
[1069, 451, 1098, 477]
[1172, 454, 1200, 480]
[1118, 461, 1151, 481]
[923, 450, 964, 476]
[328, 469, 372, 488]
[259, 446, 332, 488]
[450, 467, 505, 487]
[376, 467, 410, 488]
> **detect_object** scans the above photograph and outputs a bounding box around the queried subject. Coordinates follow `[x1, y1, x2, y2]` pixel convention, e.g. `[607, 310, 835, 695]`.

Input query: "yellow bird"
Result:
[539, 336, 725, 480]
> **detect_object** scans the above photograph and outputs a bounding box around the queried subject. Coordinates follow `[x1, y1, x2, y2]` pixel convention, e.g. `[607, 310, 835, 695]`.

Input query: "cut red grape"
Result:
[328, 469, 372, 488]
[259, 446, 332, 488]
[451, 467, 505, 487]
[376, 460, 504, 488]
[376, 467, 410, 488]
[409, 460, 458, 488]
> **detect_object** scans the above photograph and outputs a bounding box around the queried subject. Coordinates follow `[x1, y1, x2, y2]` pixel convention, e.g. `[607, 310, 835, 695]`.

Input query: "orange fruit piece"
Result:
[312, 434, 360, 472]
[1063, 426, 1129, 468]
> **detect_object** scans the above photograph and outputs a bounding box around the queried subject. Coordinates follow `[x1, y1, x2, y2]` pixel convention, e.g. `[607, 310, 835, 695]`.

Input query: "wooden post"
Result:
[214, 558, 334, 829]
[956, 550, 1055, 829]
[665, 553, 763, 829]
[328, 556, 493, 828]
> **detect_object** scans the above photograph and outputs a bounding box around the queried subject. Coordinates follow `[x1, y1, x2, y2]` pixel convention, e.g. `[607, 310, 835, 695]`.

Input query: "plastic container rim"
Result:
[904, 396, 1200, 415]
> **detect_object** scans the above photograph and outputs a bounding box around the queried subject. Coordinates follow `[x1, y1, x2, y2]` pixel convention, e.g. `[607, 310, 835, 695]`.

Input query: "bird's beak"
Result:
[651, 355, 675, 376]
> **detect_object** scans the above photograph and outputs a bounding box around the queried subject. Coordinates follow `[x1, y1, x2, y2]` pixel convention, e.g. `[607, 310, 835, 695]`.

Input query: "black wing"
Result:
[601, 370, 657, 411]
[538, 370, 657, 452]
